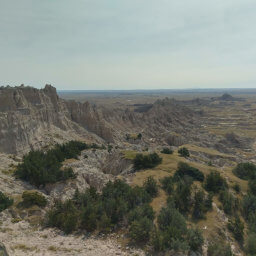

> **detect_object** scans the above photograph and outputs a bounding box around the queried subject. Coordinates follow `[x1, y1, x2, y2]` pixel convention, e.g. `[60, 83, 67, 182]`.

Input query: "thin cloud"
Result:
[0, 0, 256, 89]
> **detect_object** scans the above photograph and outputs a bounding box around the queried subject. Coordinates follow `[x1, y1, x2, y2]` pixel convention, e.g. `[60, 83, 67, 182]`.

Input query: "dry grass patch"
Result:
[122, 150, 138, 160]
[13, 244, 36, 252]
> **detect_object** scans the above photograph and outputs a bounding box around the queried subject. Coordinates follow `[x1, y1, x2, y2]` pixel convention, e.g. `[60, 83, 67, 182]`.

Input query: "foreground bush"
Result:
[204, 171, 228, 193]
[46, 178, 205, 253]
[192, 190, 213, 220]
[46, 179, 156, 235]
[22, 191, 47, 208]
[129, 217, 153, 243]
[207, 240, 233, 256]
[161, 148, 173, 154]
[248, 179, 256, 195]
[178, 147, 190, 157]
[153, 204, 203, 252]
[242, 194, 256, 219]
[233, 162, 256, 180]
[47, 200, 79, 234]
[15, 141, 87, 187]
[143, 176, 158, 197]
[228, 216, 244, 243]
[219, 190, 239, 215]
[174, 162, 204, 182]
[0, 191, 13, 212]
[173, 178, 193, 214]
[246, 233, 256, 256]
[160, 176, 174, 195]
[133, 153, 162, 170]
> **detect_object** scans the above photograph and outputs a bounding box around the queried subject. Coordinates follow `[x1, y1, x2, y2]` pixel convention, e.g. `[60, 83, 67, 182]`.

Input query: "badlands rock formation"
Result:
[0, 85, 199, 155]
[0, 85, 113, 154]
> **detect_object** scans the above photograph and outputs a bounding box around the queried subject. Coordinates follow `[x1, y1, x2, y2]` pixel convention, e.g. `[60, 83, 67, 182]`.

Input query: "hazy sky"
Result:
[1, 0, 256, 90]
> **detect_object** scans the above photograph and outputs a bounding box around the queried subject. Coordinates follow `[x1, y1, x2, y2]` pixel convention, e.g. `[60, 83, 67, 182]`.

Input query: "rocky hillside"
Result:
[0, 85, 114, 154]
[0, 85, 200, 155]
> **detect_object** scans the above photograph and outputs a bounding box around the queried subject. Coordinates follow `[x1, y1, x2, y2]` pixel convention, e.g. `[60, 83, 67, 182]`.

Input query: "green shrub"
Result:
[143, 176, 158, 198]
[0, 191, 13, 212]
[133, 153, 162, 170]
[248, 213, 256, 233]
[246, 233, 256, 255]
[187, 228, 204, 252]
[233, 183, 240, 193]
[15, 141, 84, 187]
[249, 179, 256, 195]
[22, 190, 47, 208]
[227, 216, 244, 243]
[153, 203, 204, 253]
[192, 190, 212, 220]
[233, 162, 256, 180]
[98, 213, 112, 233]
[107, 144, 113, 153]
[137, 133, 142, 140]
[47, 179, 155, 235]
[161, 148, 173, 154]
[46, 200, 79, 234]
[156, 205, 189, 251]
[173, 178, 193, 214]
[205, 192, 213, 210]
[207, 241, 233, 256]
[204, 171, 228, 193]
[242, 194, 256, 219]
[160, 176, 174, 195]
[178, 147, 190, 157]
[174, 162, 204, 182]
[128, 204, 154, 224]
[219, 190, 239, 215]
[129, 217, 153, 243]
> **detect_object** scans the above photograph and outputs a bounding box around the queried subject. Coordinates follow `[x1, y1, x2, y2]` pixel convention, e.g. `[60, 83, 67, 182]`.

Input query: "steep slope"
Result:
[0, 85, 111, 154]
[0, 85, 200, 154]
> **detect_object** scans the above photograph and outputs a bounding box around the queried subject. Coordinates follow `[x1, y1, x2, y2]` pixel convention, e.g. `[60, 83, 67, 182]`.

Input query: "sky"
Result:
[0, 0, 256, 90]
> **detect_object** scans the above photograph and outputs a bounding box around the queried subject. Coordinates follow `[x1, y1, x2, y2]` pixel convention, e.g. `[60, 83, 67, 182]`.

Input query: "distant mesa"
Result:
[211, 93, 243, 102]
[220, 93, 234, 101]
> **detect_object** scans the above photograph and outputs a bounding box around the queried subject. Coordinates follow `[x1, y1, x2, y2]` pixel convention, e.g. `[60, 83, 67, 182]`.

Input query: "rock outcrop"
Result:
[0, 85, 113, 154]
[0, 85, 200, 154]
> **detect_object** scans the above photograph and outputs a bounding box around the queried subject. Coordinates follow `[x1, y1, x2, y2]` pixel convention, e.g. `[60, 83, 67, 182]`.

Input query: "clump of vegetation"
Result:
[46, 177, 204, 253]
[233, 183, 240, 193]
[47, 200, 79, 234]
[248, 179, 256, 195]
[133, 153, 162, 170]
[125, 133, 142, 141]
[161, 147, 173, 154]
[0, 191, 13, 212]
[160, 176, 174, 195]
[242, 194, 256, 220]
[207, 240, 233, 256]
[172, 177, 193, 214]
[129, 217, 153, 243]
[152, 203, 203, 252]
[107, 144, 113, 153]
[219, 190, 239, 215]
[143, 176, 158, 197]
[228, 215, 244, 244]
[204, 171, 228, 193]
[178, 147, 190, 157]
[15, 141, 90, 187]
[21, 190, 47, 208]
[46, 179, 157, 234]
[173, 162, 204, 182]
[233, 162, 256, 180]
[245, 232, 256, 256]
[192, 190, 213, 220]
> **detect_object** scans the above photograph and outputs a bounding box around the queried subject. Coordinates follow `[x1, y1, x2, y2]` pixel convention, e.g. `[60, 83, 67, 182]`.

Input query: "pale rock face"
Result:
[0, 85, 111, 154]
[0, 84, 202, 155]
